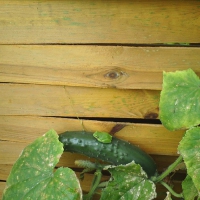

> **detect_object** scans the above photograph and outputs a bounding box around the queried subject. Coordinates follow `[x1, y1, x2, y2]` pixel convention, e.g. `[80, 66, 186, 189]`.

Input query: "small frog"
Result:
[93, 131, 112, 144]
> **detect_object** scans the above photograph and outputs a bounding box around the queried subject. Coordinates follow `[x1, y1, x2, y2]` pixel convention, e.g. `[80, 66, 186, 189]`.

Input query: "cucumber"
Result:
[59, 131, 157, 177]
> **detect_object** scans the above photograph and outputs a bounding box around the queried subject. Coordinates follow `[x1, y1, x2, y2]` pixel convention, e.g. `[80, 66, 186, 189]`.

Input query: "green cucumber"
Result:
[59, 131, 157, 177]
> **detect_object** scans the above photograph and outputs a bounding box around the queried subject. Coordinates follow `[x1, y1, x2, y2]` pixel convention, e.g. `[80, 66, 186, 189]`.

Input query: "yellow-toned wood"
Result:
[0, 182, 6, 199]
[0, 155, 180, 181]
[0, 116, 184, 158]
[0, 165, 12, 181]
[1, 0, 198, 198]
[1, 45, 200, 90]
[0, 1, 200, 44]
[0, 115, 183, 193]
[0, 138, 183, 167]
[0, 84, 160, 118]
[0, 115, 184, 198]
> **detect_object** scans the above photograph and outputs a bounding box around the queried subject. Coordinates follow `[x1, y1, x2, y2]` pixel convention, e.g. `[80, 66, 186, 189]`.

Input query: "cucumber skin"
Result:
[59, 131, 157, 177]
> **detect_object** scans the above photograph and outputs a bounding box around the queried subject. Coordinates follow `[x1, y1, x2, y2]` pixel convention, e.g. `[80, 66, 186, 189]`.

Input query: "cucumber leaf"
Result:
[178, 127, 200, 191]
[182, 175, 199, 200]
[3, 129, 82, 200]
[159, 68, 200, 131]
[100, 162, 156, 200]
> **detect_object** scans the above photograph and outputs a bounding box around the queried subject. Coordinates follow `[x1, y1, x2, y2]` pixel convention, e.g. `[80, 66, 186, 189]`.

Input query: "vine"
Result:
[3, 68, 200, 200]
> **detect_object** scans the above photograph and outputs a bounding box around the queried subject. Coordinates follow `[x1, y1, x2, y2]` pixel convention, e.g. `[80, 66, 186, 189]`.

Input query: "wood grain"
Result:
[0, 0, 200, 44]
[0, 116, 184, 199]
[0, 84, 161, 118]
[1, 0, 197, 198]
[0, 182, 6, 200]
[0, 116, 184, 158]
[1, 45, 200, 89]
[0, 155, 180, 181]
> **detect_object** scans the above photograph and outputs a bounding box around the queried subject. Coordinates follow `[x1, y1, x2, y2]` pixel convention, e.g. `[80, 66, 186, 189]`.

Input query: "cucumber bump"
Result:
[59, 131, 157, 177]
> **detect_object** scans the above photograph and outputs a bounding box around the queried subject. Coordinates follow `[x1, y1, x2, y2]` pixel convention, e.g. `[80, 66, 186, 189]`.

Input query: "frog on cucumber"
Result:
[93, 131, 112, 143]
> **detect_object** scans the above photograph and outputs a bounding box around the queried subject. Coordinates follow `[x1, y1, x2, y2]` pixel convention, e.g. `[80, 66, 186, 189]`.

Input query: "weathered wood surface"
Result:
[0, 0, 200, 44]
[0, 155, 179, 181]
[0, 116, 184, 199]
[0, 115, 182, 181]
[0, 116, 184, 157]
[0, 84, 160, 118]
[1, 45, 200, 90]
[1, 0, 199, 199]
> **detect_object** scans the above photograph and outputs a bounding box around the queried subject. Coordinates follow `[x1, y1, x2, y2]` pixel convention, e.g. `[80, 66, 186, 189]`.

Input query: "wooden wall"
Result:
[1, 1, 200, 199]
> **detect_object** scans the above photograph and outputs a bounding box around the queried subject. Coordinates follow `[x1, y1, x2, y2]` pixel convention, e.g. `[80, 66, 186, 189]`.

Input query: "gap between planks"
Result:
[0, 116, 184, 200]
[0, 83, 161, 118]
[0, 116, 184, 157]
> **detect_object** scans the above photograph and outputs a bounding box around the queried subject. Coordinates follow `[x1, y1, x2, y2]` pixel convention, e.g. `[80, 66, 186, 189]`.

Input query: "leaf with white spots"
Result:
[182, 175, 199, 200]
[3, 129, 82, 200]
[159, 68, 200, 131]
[100, 161, 156, 200]
[178, 127, 200, 192]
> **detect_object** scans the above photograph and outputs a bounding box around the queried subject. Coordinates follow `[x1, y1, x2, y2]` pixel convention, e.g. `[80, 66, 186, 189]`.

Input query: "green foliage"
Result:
[159, 68, 200, 130]
[182, 175, 199, 200]
[159, 68, 200, 199]
[2, 130, 82, 200]
[4, 68, 200, 200]
[178, 127, 200, 191]
[101, 162, 156, 200]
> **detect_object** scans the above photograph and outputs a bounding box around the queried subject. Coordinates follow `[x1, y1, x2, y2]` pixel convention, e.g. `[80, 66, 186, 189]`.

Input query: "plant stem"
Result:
[153, 155, 183, 183]
[97, 181, 109, 189]
[75, 160, 96, 169]
[160, 181, 183, 198]
[83, 169, 102, 200]
[75, 159, 107, 170]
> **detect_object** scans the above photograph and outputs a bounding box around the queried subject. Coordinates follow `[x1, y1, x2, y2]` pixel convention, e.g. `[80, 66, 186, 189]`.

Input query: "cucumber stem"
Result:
[75, 160, 96, 169]
[97, 181, 109, 189]
[75, 159, 107, 170]
[83, 169, 102, 200]
[160, 181, 183, 198]
[152, 155, 183, 183]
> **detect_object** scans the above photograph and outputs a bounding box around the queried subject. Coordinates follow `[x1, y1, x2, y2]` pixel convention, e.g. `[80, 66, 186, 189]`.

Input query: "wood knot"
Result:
[105, 71, 120, 79]
[144, 112, 158, 119]
[104, 69, 128, 80]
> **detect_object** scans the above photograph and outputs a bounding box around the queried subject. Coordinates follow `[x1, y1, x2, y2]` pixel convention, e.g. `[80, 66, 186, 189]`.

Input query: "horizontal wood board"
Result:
[0, 116, 184, 199]
[0, 0, 200, 44]
[1, 45, 200, 90]
[0, 83, 161, 118]
[1, 0, 199, 199]
[0, 116, 184, 157]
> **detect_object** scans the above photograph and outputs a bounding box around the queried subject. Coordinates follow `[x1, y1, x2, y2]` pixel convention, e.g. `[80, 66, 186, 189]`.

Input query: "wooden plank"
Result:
[0, 1, 200, 44]
[0, 182, 6, 200]
[1, 45, 200, 90]
[0, 155, 180, 181]
[0, 139, 183, 166]
[0, 116, 184, 157]
[0, 84, 161, 118]
[0, 143, 181, 173]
